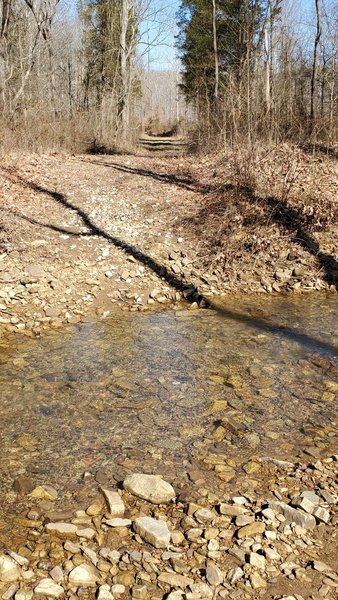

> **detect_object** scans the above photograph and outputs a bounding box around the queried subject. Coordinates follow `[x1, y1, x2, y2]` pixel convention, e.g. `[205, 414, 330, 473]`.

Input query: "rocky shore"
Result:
[0, 151, 337, 336]
[0, 456, 337, 600]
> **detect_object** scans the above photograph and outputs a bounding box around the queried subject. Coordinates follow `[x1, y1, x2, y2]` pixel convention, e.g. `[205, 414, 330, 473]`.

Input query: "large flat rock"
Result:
[123, 473, 175, 504]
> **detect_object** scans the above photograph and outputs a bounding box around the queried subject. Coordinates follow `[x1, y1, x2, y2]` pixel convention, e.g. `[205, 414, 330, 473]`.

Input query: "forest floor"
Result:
[0, 144, 337, 334]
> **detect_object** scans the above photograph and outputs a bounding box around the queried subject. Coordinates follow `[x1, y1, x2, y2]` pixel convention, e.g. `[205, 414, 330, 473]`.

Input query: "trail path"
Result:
[0, 151, 336, 333]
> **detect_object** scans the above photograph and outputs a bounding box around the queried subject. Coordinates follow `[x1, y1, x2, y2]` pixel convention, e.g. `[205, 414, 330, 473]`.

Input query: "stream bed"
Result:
[0, 293, 337, 548]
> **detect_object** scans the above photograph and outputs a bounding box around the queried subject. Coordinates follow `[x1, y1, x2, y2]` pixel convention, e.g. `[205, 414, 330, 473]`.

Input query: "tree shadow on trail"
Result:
[82, 158, 338, 291]
[83, 158, 214, 193]
[2, 165, 337, 357]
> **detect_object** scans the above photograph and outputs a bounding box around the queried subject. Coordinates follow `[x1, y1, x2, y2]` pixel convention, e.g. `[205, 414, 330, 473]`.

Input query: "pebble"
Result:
[76, 527, 96, 539]
[237, 521, 265, 538]
[34, 578, 64, 598]
[134, 516, 171, 548]
[188, 582, 213, 599]
[49, 566, 64, 583]
[97, 584, 114, 600]
[68, 563, 98, 587]
[206, 564, 223, 585]
[124, 473, 175, 504]
[45, 522, 78, 539]
[171, 531, 185, 545]
[312, 560, 332, 572]
[313, 506, 330, 523]
[250, 572, 267, 589]
[249, 552, 266, 570]
[2, 584, 18, 600]
[101, 488, 125, 517]
[7, 552, 28, 568]
[269, 501, 316, 530]
[29, 484, 58, 500]
[15, 592, 33, 600]
[111, 584, 125, 595]
[158, 572, 194, 588]
[0, 556, 21, 583]
[104, 518, 132, 527]
[227, 567, 244, 585]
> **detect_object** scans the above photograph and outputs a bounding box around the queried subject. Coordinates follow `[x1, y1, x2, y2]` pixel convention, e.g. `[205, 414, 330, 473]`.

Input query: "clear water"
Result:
[0, 294, 337, 546]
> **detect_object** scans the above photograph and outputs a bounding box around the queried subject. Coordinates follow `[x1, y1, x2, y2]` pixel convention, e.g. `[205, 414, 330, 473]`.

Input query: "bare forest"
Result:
[0, 0, 337, 152]
[0, 0, 337, 304]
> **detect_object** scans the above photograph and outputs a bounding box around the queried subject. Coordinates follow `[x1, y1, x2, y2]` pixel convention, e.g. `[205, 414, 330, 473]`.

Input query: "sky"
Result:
[62, 0, 329, 72]
[138, 0, 181, 71]
[139, 0, 322, 71]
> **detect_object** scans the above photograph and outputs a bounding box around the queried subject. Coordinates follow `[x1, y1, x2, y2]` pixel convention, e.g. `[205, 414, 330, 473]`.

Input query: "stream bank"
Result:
[0, 150, 337, 336]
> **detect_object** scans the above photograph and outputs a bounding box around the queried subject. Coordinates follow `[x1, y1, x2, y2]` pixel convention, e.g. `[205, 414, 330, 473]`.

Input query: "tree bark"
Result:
[264, 25, 270, 114]
[119, 0, 129, 141]
[310, 0, 322, 137]
[0, 0, 11, 108]
[211, 0, 219, 114]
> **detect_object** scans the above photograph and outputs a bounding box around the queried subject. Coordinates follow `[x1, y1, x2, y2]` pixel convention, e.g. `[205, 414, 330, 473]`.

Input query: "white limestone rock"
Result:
[34, 578, 64, 598]
[134, 516, 170, 548]
[68, 564, 97, 587]
[101, 488, 125, 517]
[0, 556, 21, 583]
[45, 522, 78, 539]
[124, 474, 175, 504]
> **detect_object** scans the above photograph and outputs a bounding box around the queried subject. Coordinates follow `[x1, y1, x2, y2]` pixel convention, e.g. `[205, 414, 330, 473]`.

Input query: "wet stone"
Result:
[30, 485, 58, 500]
[13, 476, 35, 496]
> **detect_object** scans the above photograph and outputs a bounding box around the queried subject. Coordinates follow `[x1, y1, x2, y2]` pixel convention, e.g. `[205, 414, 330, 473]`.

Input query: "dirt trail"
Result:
[0, 151, 336, 334]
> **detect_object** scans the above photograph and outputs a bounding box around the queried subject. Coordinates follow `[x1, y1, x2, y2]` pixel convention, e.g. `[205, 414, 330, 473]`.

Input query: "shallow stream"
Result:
[0, 294, 337, 546]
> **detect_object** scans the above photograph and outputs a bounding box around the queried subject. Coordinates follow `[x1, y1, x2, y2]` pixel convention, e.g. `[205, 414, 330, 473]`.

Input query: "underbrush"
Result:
[177, 143, 337, 280]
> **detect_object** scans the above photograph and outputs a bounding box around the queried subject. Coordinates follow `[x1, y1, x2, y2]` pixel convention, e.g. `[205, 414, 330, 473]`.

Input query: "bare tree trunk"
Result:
[119, 0, 129, 141]
[328, 50, 335, 144]
[0, 0, 11, 108]
[211, 0, 219, 114]
[264, 25, 270, 114]
[310, 0, 322, 137]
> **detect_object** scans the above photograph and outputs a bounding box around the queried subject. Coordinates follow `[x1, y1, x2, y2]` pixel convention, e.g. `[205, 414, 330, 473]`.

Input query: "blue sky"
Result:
[139, 0, 321, 71]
